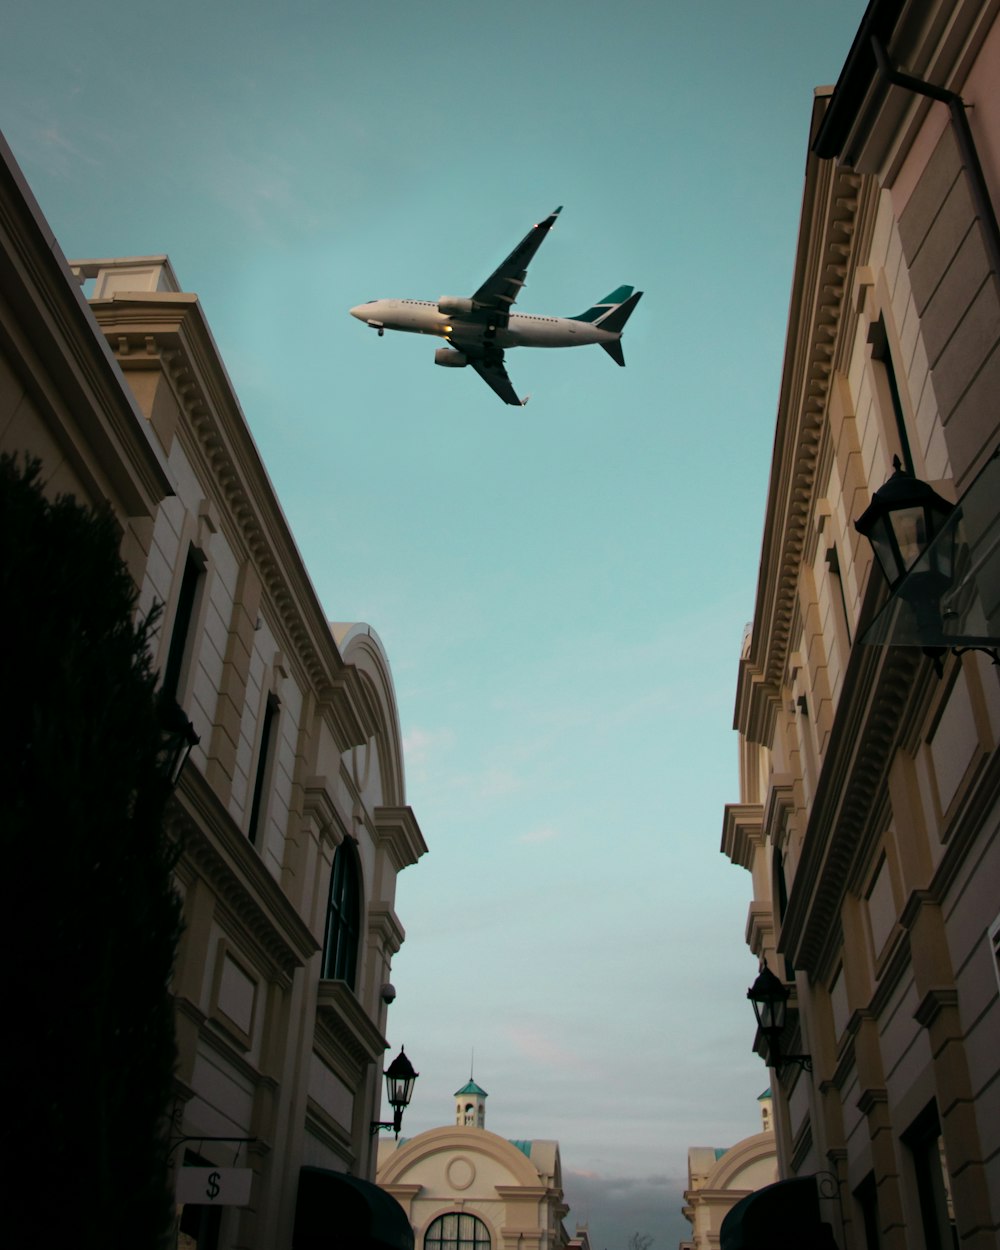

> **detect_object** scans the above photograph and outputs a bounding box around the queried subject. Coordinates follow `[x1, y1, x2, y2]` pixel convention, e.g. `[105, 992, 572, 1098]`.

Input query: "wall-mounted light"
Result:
[371, 1046, 418, 1138]
[855, 453, 1000, 667]
[157, 695, 200, 790]
[747, 962, 812, 1075]
[854, 455, 955, 592]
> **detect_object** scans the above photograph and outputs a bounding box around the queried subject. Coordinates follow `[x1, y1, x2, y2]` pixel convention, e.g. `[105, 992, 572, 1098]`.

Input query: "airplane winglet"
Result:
[521, 394, 531, 406]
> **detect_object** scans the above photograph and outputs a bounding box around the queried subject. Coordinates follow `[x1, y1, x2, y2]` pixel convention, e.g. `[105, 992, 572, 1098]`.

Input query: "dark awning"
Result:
[720, 1176, 838, 1250]
[293, 1166, 414, 1250]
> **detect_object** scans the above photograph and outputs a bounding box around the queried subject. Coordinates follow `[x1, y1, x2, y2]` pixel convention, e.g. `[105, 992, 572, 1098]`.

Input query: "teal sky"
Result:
[2, 2, 867, 1244]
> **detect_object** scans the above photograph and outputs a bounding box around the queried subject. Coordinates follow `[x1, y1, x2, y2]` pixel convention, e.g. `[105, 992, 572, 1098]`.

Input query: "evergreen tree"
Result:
[1, 454, 182, 1249]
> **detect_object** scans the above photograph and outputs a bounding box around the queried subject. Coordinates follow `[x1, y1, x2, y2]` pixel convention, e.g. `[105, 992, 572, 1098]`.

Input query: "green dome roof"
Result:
[454, 1080, 488, 1097]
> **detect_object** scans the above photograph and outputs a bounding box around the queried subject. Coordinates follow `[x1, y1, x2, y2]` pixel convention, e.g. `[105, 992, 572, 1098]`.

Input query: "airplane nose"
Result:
[349, 305, 366, 321]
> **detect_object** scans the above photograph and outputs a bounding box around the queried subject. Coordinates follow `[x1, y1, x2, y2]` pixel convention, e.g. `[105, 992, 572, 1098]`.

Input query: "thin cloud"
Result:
[402, 725, 455, 768]
[504, 1025, 597, 1075]
[517, 825, 559, 844]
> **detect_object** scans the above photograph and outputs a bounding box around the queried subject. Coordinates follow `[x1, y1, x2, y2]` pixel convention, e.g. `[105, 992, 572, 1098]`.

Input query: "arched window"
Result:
[321, 841, 361, 988]
[425, 1213, 490, 1250]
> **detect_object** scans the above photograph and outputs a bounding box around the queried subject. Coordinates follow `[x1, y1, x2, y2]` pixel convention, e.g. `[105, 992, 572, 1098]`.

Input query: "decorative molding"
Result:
[914, 987, 959, 1030]
[368, 904, 406, 958]
[746, 902, 775, 956]
[739, 153, 865, 736]
[0, 155, 172, 517]
[763, 777, 796, 850]
[315, 979, 387, 1070]
[374, 805, 428, 872]
[857, 1086, 889, 1116]
[721, 802, 763, 868]
[780, 641, 924, 974]
[302, 778, 349, 849]
[169, 766, 319, 983]
[89, 297, 376, 747]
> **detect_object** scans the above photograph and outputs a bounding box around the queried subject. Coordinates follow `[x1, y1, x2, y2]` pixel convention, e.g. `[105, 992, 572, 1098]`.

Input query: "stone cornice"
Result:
[367, 904, 406, 957]
[721, 802, 763, 868]
[914, 987, 959, 1029]
[315, 979, 387, 1069]
[857, 1086, 889, 1116]
[88, 295, 372, 744]
[779, 638, 925, 975]
[746, 903, 775, 956]
[738, 94, 866, 746]
[170, 765, 319, 982]
[374, 805, 428, 872]
[763, 776, 796, 849]
[0, 137, 170, 516]
[303, 778, 351, 848]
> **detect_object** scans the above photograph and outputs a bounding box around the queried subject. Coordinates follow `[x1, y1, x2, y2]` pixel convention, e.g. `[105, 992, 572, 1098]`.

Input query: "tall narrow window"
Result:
[773, 848, 795, 982]
[825, 544, 853, 646]
[247, 693, 279, 847]
[162, 548, 205, 704]
[869, 318, 914, 474]
[322, 841, 361, 987]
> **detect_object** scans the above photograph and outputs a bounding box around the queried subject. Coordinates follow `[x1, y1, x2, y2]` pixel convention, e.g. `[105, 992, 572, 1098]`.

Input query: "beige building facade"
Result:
[722, 1, 1000, 1248]
[1, 132, 425, 1249]
[679, 1094, 777, 1250]
[377, 1082, 569, 1250]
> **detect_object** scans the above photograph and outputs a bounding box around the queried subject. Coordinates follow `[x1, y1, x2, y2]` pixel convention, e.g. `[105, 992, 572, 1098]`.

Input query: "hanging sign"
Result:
[177, 1167, 253, 1206]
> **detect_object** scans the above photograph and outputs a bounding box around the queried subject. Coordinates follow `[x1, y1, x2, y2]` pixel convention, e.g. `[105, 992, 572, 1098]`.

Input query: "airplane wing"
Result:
[469, 350, 525, 407]
[470, 206, 562, 324]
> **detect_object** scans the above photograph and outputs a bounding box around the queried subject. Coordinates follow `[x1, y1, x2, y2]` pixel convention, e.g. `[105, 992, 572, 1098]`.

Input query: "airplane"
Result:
[349, 207, 642, 406]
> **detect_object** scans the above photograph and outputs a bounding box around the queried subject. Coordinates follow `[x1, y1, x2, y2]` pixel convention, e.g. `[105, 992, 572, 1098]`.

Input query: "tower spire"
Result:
[454, 1066, 488, 1129]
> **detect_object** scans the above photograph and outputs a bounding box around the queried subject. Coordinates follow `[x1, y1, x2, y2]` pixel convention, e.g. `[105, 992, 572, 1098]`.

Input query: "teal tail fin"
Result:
[569, 285, 634, 323]
[595, 289, 642, 334]
[586, 289, 643, 366]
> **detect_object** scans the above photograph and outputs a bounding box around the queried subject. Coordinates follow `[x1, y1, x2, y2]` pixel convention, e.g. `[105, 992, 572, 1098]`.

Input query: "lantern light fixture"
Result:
[854, 455, 956, 592]
[747, 962, 812, 1075]
[371, 1046, 419, 1137]
[157, 695, 200, 791]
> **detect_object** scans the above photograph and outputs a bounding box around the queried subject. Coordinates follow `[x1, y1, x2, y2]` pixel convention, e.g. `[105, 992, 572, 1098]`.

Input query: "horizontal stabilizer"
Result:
[601, 339, 626, 366]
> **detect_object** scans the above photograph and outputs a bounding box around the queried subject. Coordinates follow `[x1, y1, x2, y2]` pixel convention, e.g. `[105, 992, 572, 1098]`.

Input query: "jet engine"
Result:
[437, 296, 475, 315]
[434, 347, 468, 368]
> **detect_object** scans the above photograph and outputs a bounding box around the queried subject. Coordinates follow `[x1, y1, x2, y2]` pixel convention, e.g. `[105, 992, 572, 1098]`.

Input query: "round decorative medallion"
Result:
[446, 1156, 476, 1191]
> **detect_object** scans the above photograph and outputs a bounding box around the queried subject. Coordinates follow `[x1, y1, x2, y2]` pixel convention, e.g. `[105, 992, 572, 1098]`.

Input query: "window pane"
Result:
[425, 1212, 489, 1250]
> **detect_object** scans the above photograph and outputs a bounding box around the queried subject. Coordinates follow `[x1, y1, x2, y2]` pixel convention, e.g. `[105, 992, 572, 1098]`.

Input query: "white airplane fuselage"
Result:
[349, 299, 618, 352]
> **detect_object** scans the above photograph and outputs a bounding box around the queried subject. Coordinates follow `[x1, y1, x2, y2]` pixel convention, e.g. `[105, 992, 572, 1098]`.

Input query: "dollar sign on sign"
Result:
[206, 1171, 221, 1200]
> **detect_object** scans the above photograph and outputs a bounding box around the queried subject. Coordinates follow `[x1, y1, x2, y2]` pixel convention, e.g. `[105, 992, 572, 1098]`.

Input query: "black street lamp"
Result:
[855, 455, 1000, 667]
[854, 456, 955, 593]
[157, 695, 200, 791]
[371, 1046, 419, 1137]
[747, 963, 812, 1075]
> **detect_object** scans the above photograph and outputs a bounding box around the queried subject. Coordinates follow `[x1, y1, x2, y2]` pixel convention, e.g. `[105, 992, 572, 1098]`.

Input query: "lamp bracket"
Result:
[776, 1052, 813, 1075]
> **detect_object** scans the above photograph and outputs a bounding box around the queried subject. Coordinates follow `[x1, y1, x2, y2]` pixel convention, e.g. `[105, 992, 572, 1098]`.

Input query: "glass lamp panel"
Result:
[890, 504, 938, 573]
[868, 517, 905, 586]
[385, 1049, 417, 1108]
[749, 965, 789, 1034]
